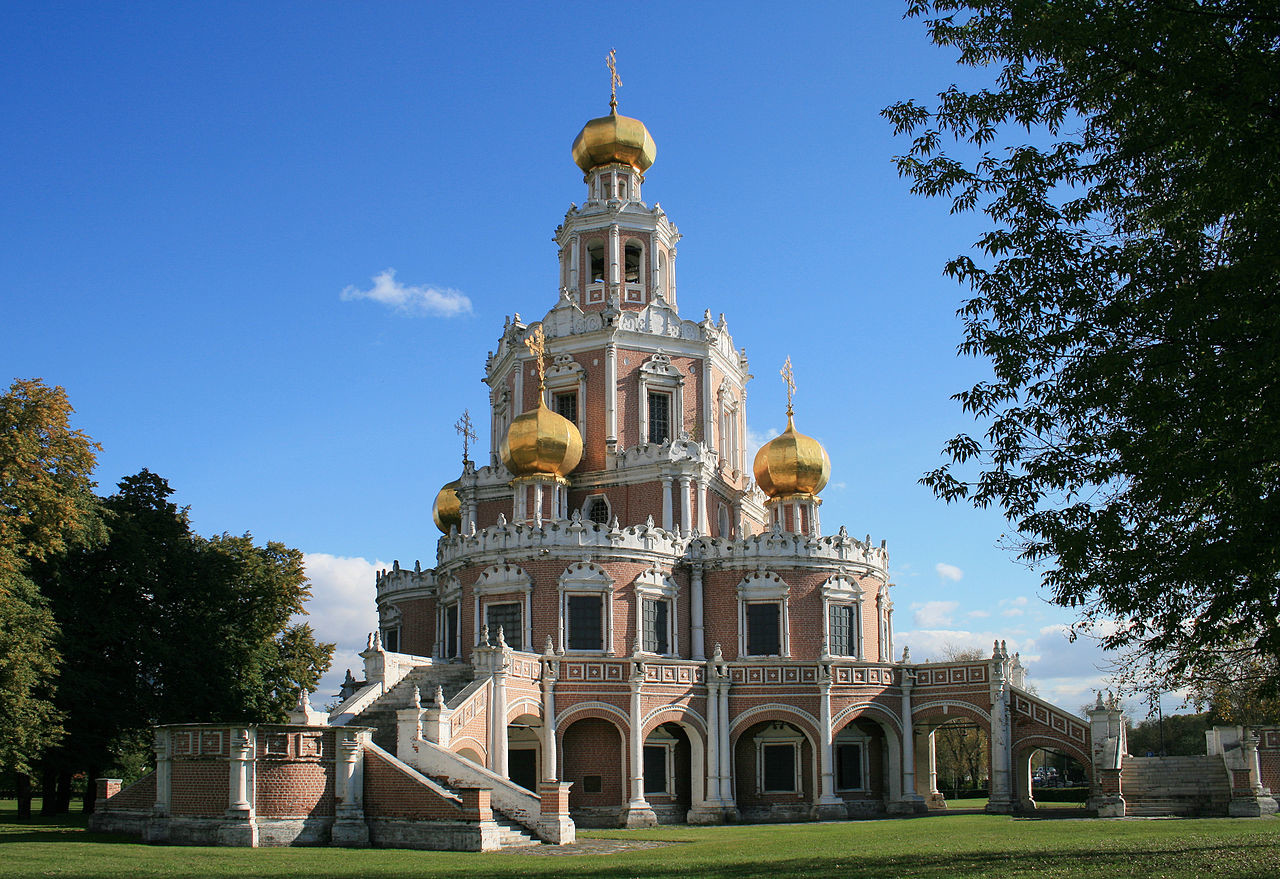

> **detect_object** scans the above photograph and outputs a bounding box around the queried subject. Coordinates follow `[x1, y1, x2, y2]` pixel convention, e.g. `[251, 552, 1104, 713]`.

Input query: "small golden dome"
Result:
[500, 401, 583, 478]
[753, 415, 831, 498]
[432, 480, 461, 534]
[572, 110, 656, 173]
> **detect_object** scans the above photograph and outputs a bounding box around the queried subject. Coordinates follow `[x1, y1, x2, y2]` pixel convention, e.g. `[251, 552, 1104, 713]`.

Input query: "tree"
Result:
[929, 647, 990, 795]
[0, 378, 100, 818]
[35, 470, 335, 813]
[885, 2, 1280, 697]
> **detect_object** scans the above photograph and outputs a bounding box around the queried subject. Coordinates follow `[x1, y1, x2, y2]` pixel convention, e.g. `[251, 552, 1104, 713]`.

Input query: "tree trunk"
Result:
[39, 765, 57, 815]
[54, 770, 73, 814]
[15, 773, 32, 819]
[82, 768, 99, 814]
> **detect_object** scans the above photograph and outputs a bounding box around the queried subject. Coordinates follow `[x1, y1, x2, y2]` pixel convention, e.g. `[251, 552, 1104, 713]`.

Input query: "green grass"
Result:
[2, 801, 1277, 879]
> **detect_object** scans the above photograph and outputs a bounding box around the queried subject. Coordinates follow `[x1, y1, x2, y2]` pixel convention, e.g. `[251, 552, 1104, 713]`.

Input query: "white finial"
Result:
[434, 685, 445, 705]
[496, 626, 507, 648]
[411, 686, 421, 709]
[544, 635, 555, 656]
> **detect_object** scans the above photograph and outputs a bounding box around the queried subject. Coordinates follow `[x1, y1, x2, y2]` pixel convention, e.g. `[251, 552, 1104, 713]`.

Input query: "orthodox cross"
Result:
[525, 324, 548, 392]
[607, 48, 622, 112]
[455, 409, 476, 464]
[781, 356, 796, 418]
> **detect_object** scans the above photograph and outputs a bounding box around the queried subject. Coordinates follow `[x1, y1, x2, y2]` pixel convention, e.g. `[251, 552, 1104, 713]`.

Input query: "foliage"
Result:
[0, 379, 102, 575]
[1185, 653, 1280, 726]
[0, 570, 63, 778]
[34, 470, 334, 810]
[885, 1, 1280, 697]
[6, 801, 1280, 879]
[1125, 710, 1212, 757]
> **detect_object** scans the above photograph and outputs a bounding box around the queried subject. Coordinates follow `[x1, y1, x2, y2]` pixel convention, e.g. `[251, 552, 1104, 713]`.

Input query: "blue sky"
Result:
[3, 1, 1152, 712]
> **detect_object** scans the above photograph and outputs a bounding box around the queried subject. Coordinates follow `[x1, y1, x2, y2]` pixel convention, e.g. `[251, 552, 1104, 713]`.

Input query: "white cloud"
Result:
[912, 600, 959, 628]
[999, 595, 1029, 617]
[745, 425, 779, 461]
[935, 562, 964, 582]
[340, 268, 472, 317]
[967, 609, 991, 618]
[298, 553, 386, 702]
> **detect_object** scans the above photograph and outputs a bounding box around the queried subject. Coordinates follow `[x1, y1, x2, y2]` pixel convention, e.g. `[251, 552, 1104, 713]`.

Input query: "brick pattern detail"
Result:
[362, 750, 463, 820]
[561, 718, 626, 812]
[1259, 728, 1280, 794]
[170, 761, 229, 818]
[103, 773, 154, 811]
[255, 762, 334, 818]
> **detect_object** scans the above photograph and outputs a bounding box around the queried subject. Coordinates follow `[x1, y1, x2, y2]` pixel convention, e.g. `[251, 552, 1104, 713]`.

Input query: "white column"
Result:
[901, 678, 918, 802]
[153, 729, 172, 816]
[541, 658, 558, 782]
[609, 224, 620, 287]
[491, 666, 509, 777]
[701, 359, 714, 452]
[679, 476, 692, 534]
[816, 669, 844, 814]
[605, 342, 618, 448]
[532, 482, 544, 528]
[704, 676, 720, 806]
[514, 358, 524, 416]
[623, 667, 656, 826]
[690, 562, 705, 661]
[717, 671, 733, 806]
[661, 476, 674, 531]
[569, 233, 579, 295]
[227, 728, 252, 814]
[669, 246, 677, 306]
[696, 479, 710, 534]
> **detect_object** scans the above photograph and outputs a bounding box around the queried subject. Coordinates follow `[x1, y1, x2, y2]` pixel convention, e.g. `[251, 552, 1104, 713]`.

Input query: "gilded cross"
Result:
[781, 356, 796, 418]
[525, 325, 548, 392]
[606, 48, 622, 111]
[455, 409, 476, 463]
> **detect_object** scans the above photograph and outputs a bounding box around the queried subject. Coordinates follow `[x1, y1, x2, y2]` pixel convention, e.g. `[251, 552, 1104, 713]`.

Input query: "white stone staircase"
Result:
[1121, 755, 1232, 817]
[345, 664, 474, 752]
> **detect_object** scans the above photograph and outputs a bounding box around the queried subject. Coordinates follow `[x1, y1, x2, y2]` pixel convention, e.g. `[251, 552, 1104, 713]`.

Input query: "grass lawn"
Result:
[3, 800, 1277, 879]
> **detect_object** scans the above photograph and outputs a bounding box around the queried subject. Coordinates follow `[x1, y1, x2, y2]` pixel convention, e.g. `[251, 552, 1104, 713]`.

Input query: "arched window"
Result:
[588, 241, 606, 283]
[586, 495, 611, 525]
[624, 242, 642, 284]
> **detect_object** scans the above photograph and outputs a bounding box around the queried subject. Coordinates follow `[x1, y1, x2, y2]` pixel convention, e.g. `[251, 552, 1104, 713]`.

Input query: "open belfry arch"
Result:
[94, 54, 1272, 851]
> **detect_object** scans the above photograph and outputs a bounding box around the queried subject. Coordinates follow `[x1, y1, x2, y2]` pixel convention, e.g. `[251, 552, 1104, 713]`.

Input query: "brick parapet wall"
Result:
[362, 750, 463, 821]
[100, 772, 155, 812]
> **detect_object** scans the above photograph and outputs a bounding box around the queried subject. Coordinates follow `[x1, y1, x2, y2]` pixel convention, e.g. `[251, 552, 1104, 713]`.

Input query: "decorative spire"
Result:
[606, 48, 622, 113]
[525, 325, 548, 395]
[781, 356, 796, 419]
[455, 409, 476, 465]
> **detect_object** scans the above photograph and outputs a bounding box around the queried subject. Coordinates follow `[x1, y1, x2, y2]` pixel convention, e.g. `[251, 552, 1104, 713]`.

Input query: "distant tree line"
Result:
[0, 378, 333, 817]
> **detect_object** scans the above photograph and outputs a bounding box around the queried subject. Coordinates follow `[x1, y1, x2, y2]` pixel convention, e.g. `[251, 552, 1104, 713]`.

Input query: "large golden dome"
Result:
[572, 110, 656, 173]
[500, 401, 583, 478]
[753, 415, 831, 498]
[432, 480, 461, 534]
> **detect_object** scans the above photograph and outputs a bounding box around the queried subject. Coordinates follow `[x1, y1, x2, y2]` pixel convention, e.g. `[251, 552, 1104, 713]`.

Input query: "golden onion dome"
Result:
[432, 480, 461, 535]
[500, 401, 583, 478]
[753, 415, 831, 498]
[571, 109, 656, 173]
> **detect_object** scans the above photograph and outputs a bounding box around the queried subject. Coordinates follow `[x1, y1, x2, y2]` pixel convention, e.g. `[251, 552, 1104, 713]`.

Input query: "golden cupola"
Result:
[753, 358, 830, 537]
[572, 108, 656, 174]
[753, 414, 831, 499]
[500, 402, 583, 478]
[499, 325, 583, 480]
[432, 480, 461, 534]
[571, 52, 656, 174]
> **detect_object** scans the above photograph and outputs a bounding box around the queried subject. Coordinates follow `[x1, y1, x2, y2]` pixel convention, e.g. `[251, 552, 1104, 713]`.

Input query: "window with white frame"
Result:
[638, 353, 684, 444]
[484, 601, 522, 651]
[643, 725, 678, 795]
[559, 562, 613, 654]
[472, 564, 532, 653]
[443, 602, 460, 659]
[737, 572, 790, 658]
[718, 383, 741, 470]
[544, 354, 586, 438]
[634, 568, 678, 656]
[755, 723, 805, 794]
[820, 575, 865, 659]
[834, 728, 870, 791]
[584, 494, 611, 525]
[587, 240, 605, 283]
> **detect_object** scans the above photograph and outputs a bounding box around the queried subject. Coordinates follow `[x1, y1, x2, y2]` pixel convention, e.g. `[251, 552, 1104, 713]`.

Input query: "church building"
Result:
[93, 78, 1272, 851]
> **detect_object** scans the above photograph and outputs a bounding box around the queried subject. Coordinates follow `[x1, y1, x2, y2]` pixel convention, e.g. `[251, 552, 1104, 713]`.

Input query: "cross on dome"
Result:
[781, 356, 796, 418]
[606, 48, 622, 112]
[454, 409, 476, 464]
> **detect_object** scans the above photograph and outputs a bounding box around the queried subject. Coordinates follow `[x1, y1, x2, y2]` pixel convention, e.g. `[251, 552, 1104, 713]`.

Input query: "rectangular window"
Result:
[829, 604, 855, 656]
[485, 602, 522, 651]
[648, 392, 671, 443]
[762, 743, 796, 792]
[554, 391, 578, 424]
[746, 602, 781, 656]
[836, 743, 864, 790]
[643, 745, 668, 794]
[445, 604, 459, 658]
[567, 594, 603, 651]
[582, 774, 603, 794]
[642, 598, 669, 654]
[381, 628, 400, 654]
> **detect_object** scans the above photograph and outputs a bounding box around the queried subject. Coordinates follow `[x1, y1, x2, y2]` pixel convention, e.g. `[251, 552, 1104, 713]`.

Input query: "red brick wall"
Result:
[170, 761, 229, 817]
[733, 720, 814, 808]
[397, 597, 435, 657]
[362, 750, 462, 820]
[105, 772, 155, 811]
[255, 762, 334, 818]
[561, 717, 626, 812]
[1257, 728, 1279, 794]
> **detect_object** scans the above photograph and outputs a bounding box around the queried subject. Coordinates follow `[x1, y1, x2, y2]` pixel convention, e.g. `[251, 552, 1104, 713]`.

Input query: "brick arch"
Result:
[554, 700, 630, 736]
[506, 698, 543, 724]
[1012, 734, 1091, 774]
[728, 704, 821, 746]
[451, 737, 487, 762]
[833, 701, 905, 738]
[912, 700, 993, 727]
[641, 704, 707, 738]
